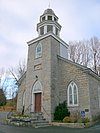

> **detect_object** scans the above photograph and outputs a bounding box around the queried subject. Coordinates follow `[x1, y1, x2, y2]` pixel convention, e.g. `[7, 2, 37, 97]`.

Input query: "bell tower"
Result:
[25, 8, 68, 121]
[37, 8, 61, 37]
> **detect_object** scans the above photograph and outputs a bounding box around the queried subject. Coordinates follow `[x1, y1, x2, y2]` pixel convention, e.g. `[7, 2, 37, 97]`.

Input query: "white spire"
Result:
[48, 2, 50, 8]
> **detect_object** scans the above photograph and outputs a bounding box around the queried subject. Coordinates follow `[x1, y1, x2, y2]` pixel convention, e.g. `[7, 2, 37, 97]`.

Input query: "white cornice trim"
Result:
[37, 20, 61, 30]
[27, 32, 69, 48]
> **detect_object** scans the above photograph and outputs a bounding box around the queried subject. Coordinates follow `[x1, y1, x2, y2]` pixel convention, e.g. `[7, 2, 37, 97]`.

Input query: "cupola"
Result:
[37, 8, 62, 37]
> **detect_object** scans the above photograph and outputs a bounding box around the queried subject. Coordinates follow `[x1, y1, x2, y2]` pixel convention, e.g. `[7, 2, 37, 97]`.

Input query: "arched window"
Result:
[33, 80, 42, 93]
[35, 42, 42, 58]
[67, 81, 78, 106]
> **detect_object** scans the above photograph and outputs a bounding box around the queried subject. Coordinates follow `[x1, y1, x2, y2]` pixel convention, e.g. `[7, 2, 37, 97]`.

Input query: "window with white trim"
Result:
[68, 82, 78, 106]
[98, 86, 100, 107]
[47, 25, 53, 33]
[42, 16, 45, 21]
[33, 80, 42, 92]
[40, 26, 44, 35]
[48, 16, 52, 20]
[35, 42, 42, 58]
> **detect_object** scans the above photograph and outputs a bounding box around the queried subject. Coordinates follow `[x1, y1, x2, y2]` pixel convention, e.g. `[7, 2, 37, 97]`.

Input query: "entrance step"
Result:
[6, 112, 50, 128]
[30, 112, 44, 120]
[30, 112, 50, 128]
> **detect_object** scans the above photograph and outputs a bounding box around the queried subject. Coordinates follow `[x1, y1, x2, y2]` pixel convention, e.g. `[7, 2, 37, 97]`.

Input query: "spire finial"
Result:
[48, 2, 50, 8]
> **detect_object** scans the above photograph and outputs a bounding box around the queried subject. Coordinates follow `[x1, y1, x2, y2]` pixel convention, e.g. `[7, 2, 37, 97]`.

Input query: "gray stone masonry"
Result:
[58, 56, 100, 120]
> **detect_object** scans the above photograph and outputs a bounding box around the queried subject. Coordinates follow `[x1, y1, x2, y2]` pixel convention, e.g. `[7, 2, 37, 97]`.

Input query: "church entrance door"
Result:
[35, 93, 41, 112]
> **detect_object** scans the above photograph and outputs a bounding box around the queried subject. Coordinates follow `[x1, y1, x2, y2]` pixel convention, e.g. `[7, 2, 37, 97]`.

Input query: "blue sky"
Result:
[0, 0, 100, 69]
[0, 77, 18, 99]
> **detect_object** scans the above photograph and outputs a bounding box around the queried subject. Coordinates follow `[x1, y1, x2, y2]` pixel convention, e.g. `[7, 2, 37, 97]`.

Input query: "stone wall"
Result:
[17, 76, 26, 113]
[89, 75, 100, 120]
[50, 37, 60, 120]
[25, 36, 53, 121]
[57, 56, 100, 120]
[58, 57, 91, 119]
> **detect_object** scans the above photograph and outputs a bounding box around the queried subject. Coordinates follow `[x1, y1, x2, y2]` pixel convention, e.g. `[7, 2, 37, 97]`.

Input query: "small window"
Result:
[54, 17, 57, 21]
[40, 26, 44, 35]
[35, 42, 42, 58]
[67, 81, 78, 106]
[42, 16, 45, 21]
[47, 25, 53, 32]
[48, 16, 52, 20]
[56, 28, 58, 35]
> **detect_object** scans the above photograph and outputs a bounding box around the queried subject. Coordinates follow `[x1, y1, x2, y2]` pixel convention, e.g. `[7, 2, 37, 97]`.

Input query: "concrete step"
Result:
[31, 120, 48, 124]
[6, 112, 50, 128]
[31, 121, 50, 128]
[34, 123, 50, 128]
[30, 112, 50, 128]
[30, 112, 44, 120]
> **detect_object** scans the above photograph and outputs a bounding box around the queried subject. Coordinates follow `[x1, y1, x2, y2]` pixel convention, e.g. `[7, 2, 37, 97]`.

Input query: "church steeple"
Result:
[37, 8, 61, 37]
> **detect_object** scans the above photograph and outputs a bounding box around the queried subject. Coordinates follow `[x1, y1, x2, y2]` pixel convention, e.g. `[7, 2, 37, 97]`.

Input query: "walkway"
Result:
[0, 123, 100, 133]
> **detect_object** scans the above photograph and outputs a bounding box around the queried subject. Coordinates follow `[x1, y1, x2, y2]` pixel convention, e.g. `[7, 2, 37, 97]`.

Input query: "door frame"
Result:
[32, 91, 43, 112]
[31, 80, 43, 112]
[34, 92, 42, 112]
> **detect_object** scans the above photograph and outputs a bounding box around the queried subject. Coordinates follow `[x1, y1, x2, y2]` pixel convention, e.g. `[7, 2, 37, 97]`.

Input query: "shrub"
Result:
[77, 117, 90, 123]
[54, 101, 70, 121]
[0, 89, 6, 106]
[63, 116, 71, 123]
[82, 117, 90, 123]
[63, 116, 78, 123]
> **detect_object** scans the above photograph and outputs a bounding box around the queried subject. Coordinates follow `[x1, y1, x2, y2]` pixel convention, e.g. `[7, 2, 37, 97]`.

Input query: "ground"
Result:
[0, 124, 100, 133]
[0, 99, 16, 112]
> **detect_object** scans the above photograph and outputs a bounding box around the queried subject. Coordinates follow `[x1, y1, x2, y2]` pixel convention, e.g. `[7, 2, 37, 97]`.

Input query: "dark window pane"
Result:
[48, 16, 52, 20]
[69, 86, 72, 95]
[42, 16, 45, 21]
[36, 43, 42, 58]
[40, 26, 44, 35]
[47, 25, 53, 32]
[54, 17, 57, 21]
[56, 28, 58, 35]
[74, 94, 77, 104]
[69, 95, 73, 104]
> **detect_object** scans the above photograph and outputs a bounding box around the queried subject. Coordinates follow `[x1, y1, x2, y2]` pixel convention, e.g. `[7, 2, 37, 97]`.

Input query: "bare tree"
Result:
[80, 40, 91, 67]
[68, 37, 100, 75]
[68, 40, 91, 67]
[69, 41, 82, 64]
[90, 36, 100, 74]
[9, 59, 27, 83]
[8, 59, 26, 102]
[0, 68, 7, 106]
[0, 89, 6, 106]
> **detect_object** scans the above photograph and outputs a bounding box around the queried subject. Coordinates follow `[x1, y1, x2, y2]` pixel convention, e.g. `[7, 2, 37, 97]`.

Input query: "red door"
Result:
[35, 93, 41, 112]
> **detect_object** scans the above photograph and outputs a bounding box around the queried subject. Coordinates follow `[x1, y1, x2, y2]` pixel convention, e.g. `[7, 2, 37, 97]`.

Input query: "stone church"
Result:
[17, 8, 100, 121]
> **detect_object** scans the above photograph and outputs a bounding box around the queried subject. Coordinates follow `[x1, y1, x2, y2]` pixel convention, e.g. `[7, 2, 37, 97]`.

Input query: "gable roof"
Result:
[58, 55, 100, 81]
